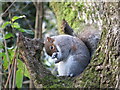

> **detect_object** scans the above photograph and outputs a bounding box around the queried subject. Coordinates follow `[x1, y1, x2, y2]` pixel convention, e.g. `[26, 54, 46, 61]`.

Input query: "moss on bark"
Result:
[50, 2, 86, 34]
[18, 2, 119, 88]
[50, 2, 119, 88]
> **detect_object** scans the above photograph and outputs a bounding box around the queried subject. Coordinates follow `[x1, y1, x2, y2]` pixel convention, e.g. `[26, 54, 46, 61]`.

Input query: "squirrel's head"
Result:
[44, 37, 58, 56]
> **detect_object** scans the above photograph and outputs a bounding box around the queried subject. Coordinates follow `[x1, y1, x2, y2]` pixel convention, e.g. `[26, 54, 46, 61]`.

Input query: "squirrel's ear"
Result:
[47, 37, 54, 43]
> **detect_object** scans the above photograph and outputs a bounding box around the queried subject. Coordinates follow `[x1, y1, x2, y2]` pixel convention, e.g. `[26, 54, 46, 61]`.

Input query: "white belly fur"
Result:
[57, 55, 75, 76]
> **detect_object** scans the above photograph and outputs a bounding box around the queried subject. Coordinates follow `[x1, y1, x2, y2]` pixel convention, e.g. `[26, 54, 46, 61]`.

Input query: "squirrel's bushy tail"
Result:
[61, 19, 101, 57]
[78, 25, 101, 56]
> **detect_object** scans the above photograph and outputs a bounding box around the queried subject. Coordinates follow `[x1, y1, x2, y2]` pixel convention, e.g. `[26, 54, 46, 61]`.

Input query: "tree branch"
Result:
[17, 33, 51, 87]
[17, 33, 73, 88]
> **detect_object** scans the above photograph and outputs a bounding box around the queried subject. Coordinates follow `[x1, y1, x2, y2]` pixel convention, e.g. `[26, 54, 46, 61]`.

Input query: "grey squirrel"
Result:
[44, 20, 101, 77]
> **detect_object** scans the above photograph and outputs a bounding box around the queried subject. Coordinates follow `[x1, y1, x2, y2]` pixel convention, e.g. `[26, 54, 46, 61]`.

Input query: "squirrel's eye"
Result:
[49, 45, 54, 50]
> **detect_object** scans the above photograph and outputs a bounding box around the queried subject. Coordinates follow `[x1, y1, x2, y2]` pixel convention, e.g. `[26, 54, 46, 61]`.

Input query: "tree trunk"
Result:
[17, 2, 119, 88]
[50, 2, 119, 88]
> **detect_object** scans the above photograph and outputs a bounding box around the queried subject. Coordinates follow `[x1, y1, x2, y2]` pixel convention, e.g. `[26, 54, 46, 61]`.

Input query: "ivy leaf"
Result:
[16, 69, 23, 88]
[4, 33, 14, 39]
[12, 15, 26, 22]
[2, 21, 11, 29]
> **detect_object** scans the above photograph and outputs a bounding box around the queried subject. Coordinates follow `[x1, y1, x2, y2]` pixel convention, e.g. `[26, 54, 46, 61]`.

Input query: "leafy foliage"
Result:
[1, 2, 57, 88]
[1, 15, 31, 88]
[16, 59, 30, 88]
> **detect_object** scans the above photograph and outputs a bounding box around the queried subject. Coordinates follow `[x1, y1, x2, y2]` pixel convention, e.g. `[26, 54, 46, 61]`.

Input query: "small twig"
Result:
[30, 79, 35, 89]
[2, 26, 11, 88]
[4, 47, 18, 89]
[32, 0, 37, 8]
[4, 59, 14, 89]
[1, 0, 16, 17]
[12, 57, 17, 88]
[23, 80, 30, 84]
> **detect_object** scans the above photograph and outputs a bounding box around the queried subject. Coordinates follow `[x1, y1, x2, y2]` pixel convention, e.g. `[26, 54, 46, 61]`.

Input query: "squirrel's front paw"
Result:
[52, 52, 62, 63]
[52, 52, 58, 59]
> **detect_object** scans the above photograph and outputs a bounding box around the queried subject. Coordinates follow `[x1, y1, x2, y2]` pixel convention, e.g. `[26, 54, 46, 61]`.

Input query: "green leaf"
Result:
[2, 53, 8, 70]
[1, 21, 11, 29]
[0, 45, 3, 49]
[17, 59, 30, 78]
[24, 29, 34, 35]
[18, 28, 25, 32]
[11, 22, 20, 29]
[8, 49, 15, 62]
[0, 39, 3, 48]
[17, 59, 24, 70]
[0, 52, 2, 58]
[12, 15, 26, 22]
[4, 33, 14, 39]
[16, 69, 23, 88]
[24, 65, 30, 78]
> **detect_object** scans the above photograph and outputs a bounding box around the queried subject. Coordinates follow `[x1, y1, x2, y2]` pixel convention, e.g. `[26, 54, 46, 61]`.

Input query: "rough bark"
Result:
[17, 33, 73, 88]
[75, 2, 119, 88]
[17, 2, 119, 88]
[31, 2, 43, 87]
[50, 2, 120, 88]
